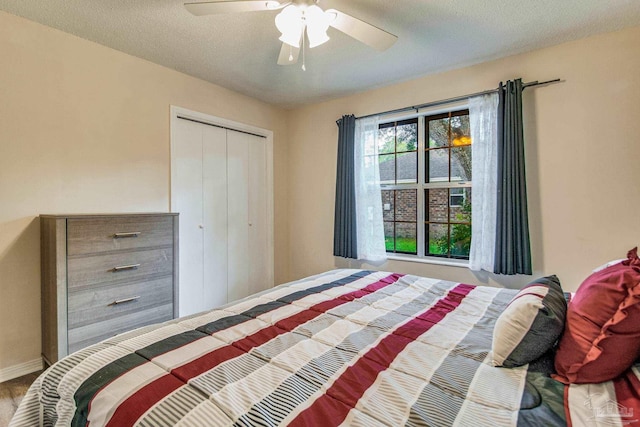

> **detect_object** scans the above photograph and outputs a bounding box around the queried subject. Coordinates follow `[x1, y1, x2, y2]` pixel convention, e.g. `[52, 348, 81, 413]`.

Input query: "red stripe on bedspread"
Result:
[103, 273, 404, 427]
[89, 374, 185, 427]
[613, 369, 640, 425]
[288, 283, 475, 427]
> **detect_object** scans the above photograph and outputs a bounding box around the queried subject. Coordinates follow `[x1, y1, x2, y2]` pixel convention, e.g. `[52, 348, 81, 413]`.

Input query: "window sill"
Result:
[386, 254, 470, 269]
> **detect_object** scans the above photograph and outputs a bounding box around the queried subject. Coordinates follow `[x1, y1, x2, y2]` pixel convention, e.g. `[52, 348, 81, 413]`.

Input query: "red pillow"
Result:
[553, 248, 640, 384]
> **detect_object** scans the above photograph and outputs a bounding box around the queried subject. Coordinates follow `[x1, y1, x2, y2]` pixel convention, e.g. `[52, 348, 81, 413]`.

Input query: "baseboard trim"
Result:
[0, 358, 43, 383]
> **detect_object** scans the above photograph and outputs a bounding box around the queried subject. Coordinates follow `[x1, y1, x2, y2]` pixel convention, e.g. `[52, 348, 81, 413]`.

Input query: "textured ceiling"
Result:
[1, 0, 639, 108]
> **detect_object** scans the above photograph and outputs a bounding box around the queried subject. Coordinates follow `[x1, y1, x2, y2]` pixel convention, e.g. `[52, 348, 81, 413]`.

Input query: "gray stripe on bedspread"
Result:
[191, 352, 271, 395]
[233, 278, 459, 426]
[137, 384, 213, 427]
[39, 344, 114, 427]
[188, 277, 411, 399]
[406, 289, 512, 426]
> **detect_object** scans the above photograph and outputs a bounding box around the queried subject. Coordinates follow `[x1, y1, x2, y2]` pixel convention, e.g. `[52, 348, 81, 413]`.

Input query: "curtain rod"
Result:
[355, 78, 561, 120]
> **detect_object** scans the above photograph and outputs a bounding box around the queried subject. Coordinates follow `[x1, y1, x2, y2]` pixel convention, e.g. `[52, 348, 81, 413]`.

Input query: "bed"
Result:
[10, 269, 640, 426]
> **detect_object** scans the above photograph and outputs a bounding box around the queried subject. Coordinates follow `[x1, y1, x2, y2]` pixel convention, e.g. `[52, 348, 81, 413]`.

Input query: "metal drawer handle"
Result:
[113, 263, 141, 272]
[110, 295, 140, 306]
[113, 232, 141, 239]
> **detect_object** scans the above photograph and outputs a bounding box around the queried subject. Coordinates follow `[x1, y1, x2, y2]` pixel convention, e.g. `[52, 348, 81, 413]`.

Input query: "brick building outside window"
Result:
[378, 109, 472, 260]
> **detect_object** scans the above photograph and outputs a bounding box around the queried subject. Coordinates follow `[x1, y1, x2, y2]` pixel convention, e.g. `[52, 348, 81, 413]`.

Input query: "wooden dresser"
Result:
[40, 213, 179, 365]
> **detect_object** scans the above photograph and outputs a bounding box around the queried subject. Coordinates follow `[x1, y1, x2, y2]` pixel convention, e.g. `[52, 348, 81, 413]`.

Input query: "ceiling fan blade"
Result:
[185, 1, 282, 16]
[277, 42, 300, 65]
[327, 9, 397, 51]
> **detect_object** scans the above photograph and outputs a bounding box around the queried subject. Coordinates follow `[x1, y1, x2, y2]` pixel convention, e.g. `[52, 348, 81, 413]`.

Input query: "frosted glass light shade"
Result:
[307, 28, 329, 48]
[275, 5, 304, 48]
[279, 28, 303, 47]
[305, 5, 331, 48]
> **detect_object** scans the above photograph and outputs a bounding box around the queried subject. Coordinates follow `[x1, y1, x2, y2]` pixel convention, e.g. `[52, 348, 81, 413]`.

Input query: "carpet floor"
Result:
[0, 372, 40, 427]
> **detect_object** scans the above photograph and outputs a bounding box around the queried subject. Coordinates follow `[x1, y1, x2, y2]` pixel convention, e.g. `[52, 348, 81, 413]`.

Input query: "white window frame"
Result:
[379, 103, 471, 266]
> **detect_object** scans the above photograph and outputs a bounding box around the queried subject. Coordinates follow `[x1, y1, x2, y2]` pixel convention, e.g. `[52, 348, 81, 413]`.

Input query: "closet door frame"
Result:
[169, 106, 275, 295]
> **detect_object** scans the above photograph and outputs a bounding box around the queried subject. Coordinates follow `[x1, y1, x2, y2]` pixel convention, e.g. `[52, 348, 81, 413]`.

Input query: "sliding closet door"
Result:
[173, 111, 271, 314]
[227, 130, 269, 301]
[173, 121, 228, 316]
[247, 135, 269, 296]
[172, 119, 205, 316]
[202, 126, 228, 309]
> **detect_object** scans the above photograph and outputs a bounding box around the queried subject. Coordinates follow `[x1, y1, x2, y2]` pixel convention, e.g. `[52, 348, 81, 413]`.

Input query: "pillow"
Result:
[553, 248, 640, 384]
[491, 275, 566, 368]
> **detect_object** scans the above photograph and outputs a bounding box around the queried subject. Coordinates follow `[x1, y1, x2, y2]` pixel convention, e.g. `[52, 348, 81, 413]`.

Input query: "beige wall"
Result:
[0, 11, 289, 371]
[287, 26, 640, 292]
[2, 7, 639, 375]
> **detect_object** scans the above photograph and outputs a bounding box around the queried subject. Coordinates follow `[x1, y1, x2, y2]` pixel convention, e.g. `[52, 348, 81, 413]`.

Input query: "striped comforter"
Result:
[10, 269, 640, 426]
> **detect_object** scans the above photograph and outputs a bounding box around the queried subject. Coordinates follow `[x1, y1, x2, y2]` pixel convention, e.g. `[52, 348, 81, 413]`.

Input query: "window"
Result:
[378, 119, 418, 254]
[379, 110, 472, 260]
[449, 188, 466, 207]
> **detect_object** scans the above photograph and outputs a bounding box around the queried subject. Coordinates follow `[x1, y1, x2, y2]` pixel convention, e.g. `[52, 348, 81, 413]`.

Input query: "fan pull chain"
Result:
[289, 44, 293, 62]
[301, 30, 306, 71]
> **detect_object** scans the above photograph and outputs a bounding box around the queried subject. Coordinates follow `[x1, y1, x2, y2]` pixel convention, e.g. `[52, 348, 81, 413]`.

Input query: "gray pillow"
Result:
[491, 275, 567, 368]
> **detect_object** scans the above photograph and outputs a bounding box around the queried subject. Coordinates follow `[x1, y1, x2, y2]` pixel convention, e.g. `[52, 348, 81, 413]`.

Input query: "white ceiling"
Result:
[1, 0, 639, 108]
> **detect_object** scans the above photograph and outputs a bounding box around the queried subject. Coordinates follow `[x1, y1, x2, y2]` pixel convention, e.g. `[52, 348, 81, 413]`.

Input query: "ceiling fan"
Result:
[184, 0, 398, 69]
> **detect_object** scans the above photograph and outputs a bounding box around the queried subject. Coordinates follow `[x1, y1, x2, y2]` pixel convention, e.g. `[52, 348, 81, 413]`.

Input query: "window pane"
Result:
[397, 152, 417, 183]
[395, 223, 417, 254]
[450, 188, 471, 222]
[451, 114, 471, 147]
[428, 148, 448, 183]
[450, 223, 472, 258]
[451, 146, 471, 182]
[381, 190, 394, 222]
[378, 126, 395, 154]
[395, 190, 417, 221]
[427, 188, 448, 222]
[384, 221, 394, 252]
[378, 154, 395, 184]
[427, 223, 448, 256]
[428, 117, 450, 148]
[396, 122, 417, 152]
[449, 188, 464, 208]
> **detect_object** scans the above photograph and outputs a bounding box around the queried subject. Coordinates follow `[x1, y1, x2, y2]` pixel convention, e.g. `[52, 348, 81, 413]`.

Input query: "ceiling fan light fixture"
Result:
[275, 5, 304, 47]
[185, 0, 398, 68]
[305, 5, 331, 48]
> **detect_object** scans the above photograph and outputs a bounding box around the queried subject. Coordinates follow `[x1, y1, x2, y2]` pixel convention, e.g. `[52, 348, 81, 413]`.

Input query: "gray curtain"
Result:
[494, 79, 532, 275]
[333, 115, 358, 259]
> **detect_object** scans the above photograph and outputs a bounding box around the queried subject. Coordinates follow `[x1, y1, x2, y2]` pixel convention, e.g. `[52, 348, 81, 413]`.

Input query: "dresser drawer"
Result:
[68, 248, 173, 290]
[67, 216, 173, 256]
[67, 276, 173, 329]
[67, 304, 174, 354]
